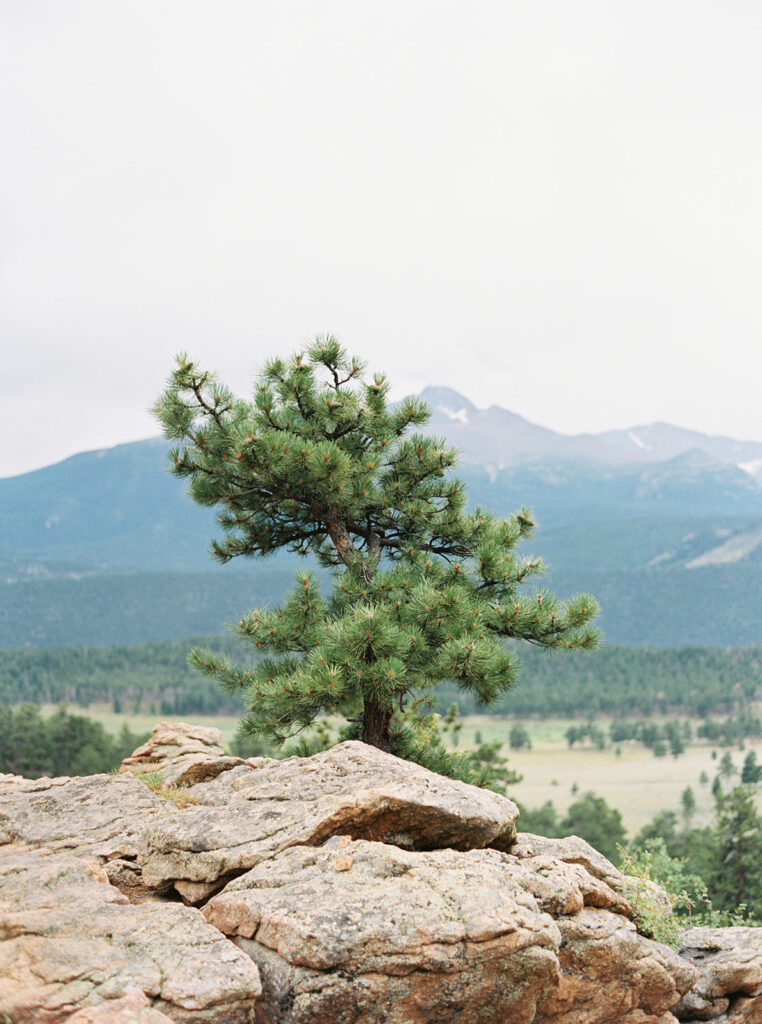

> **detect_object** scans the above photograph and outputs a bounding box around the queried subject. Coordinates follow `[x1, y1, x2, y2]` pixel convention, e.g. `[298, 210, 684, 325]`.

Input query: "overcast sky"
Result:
[2, 1, 762, 477]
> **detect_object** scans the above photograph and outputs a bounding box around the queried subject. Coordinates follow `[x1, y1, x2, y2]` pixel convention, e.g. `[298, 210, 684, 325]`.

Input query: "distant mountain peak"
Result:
[417, 386, 478, 424]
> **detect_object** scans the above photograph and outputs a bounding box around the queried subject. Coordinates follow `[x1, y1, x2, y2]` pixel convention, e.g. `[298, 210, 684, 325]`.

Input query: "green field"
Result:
[70, 706, 760, 837]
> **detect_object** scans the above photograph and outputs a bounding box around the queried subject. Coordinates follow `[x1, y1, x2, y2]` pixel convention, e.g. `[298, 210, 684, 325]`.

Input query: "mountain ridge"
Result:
[2, 390, 761, 647]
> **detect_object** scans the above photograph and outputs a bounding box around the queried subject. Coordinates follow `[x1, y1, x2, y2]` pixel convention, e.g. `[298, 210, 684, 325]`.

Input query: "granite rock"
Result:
[139, 739, 520, 898]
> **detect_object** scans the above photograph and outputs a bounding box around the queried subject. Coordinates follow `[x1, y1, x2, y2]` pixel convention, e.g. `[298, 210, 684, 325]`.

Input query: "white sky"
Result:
[2, 1, 762, 477]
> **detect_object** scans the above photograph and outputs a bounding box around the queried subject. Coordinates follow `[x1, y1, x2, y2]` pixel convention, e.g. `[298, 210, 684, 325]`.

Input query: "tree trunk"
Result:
[362, 696, 393, 752]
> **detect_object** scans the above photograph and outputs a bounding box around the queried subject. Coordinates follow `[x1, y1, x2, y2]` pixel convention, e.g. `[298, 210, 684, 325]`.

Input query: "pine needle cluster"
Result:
[153, 337, 599, 755]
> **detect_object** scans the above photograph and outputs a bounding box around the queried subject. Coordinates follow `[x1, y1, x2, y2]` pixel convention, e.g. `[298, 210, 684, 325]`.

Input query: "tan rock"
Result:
[120, 721, 245, 788]
[139, 740, 519, 896]
[205, 837, 560, 1024]
[535, 908, 696, 1024]
[512, 832, 625, 888]
[0, 771, 169, 861]
[675, 926, 762, 1023]
[0, 844, 261, 1023]
[203, 835, 694, 1024]
[66, 991, 175, 1023]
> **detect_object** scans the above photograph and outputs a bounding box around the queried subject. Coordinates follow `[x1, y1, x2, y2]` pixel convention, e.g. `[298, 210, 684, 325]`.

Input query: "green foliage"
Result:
[0, 636, 250, 710]
[1, 641, 758, 725]
[0, 704, 148, 778]
[618, 841, 698, 947]
[608, 719, 692, 758]
[718, 751, 737, 780]
[564, 723, 606, 749]
[439, 644, 762, 719]
[698, 713, 762, 746]
[705, 785, 762, 914]
[630, 781, 762, 922]
[680, 786, 696, 823]
[742, 750, 762, 785]
[621, 835, 757, 944]
[509, 721, 532, 750]
[559, 791, 626, 862]
[515, 799, 561, 836]
[154, 342, 599, 753]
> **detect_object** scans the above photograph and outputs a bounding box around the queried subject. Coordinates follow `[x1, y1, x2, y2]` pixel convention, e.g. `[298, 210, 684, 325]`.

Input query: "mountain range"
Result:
[1, 390, 761, 648]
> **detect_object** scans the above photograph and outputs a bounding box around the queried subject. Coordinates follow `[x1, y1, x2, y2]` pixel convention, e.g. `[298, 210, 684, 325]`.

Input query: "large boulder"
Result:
[203, 836, 695, 1024]
[139, 739, 520, 899]
[675, 927, 762, 1022]
[204, 837, 561, 1024]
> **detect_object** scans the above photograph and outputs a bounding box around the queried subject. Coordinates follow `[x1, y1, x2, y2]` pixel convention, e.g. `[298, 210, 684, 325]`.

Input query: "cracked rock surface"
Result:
[0, 843, 261, 1023]
[675, 927, 762, 1023]
[139, 738, 521, 898]
[202, 835, 695, 1024]
[1, 723, 758, 1024]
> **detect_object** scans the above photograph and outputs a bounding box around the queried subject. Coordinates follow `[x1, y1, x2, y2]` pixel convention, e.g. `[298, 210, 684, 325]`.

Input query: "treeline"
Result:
[2, 638, 760, 720]
[438, 643, 762, 718]
[0, 704, 148, 777]
[0, 636, 249, 712]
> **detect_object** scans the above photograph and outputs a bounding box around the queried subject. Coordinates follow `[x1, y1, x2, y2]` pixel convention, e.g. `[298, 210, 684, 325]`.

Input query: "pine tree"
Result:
[741, 750, 762, 785]
[153, 340, 599, 757]
[707, 785, 762, 914]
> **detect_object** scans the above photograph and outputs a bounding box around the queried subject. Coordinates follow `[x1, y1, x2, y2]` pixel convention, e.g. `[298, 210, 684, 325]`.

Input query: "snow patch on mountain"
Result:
[439, 405, 470, 424]
[628, 431, 651, 451]
[686, 521, 762, 568]
[739, 458, 762, 476]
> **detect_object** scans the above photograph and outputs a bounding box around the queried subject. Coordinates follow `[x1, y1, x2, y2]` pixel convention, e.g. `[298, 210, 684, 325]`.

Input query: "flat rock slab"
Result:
[140, 740, 520, 897]
[0, 772, 169, 860]
[675, 927, 762, 1023]
[0, 844, 261, 1024]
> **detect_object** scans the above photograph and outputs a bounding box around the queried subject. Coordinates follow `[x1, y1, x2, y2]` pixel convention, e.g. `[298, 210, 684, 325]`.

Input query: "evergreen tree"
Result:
[718, 751, 737, 781]
[741, 750, 762, 785]
[509, 722, 532, 750]
[560, 791, 626, 862]
[153, 341, 599, 756]
[680, 786, 696, 827]
[706, 785, 762, 914]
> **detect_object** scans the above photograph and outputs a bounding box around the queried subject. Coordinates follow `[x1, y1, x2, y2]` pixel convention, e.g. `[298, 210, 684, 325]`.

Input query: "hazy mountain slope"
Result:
[0, 439, 218, 570]
[2, 392, 761, 648]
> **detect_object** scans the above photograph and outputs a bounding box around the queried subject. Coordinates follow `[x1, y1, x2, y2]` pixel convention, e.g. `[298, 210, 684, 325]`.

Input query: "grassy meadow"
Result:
[63, 704, 761, 837]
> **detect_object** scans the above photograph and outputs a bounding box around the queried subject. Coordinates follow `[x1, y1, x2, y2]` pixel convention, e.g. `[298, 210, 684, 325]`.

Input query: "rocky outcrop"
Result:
[675, 927, 762, 1022]
[0, 722, 757, 1024]
[139, 736, 520, 900]
[203, 835, 694, 1024]
[0, 843, 261, 1023]
[119, 721, 248, 788]
[205, 838, 561, 1024]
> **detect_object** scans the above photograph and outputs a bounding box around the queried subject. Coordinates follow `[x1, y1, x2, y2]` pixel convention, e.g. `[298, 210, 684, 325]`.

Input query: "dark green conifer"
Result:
[153, 339, 599, 755]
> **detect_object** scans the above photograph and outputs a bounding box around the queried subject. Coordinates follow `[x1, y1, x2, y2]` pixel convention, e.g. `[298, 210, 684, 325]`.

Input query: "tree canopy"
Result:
[153, 338, 599, 757]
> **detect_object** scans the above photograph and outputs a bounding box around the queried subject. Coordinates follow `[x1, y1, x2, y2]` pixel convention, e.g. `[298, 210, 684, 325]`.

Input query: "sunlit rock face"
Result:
[1, 722, 757, 1024]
